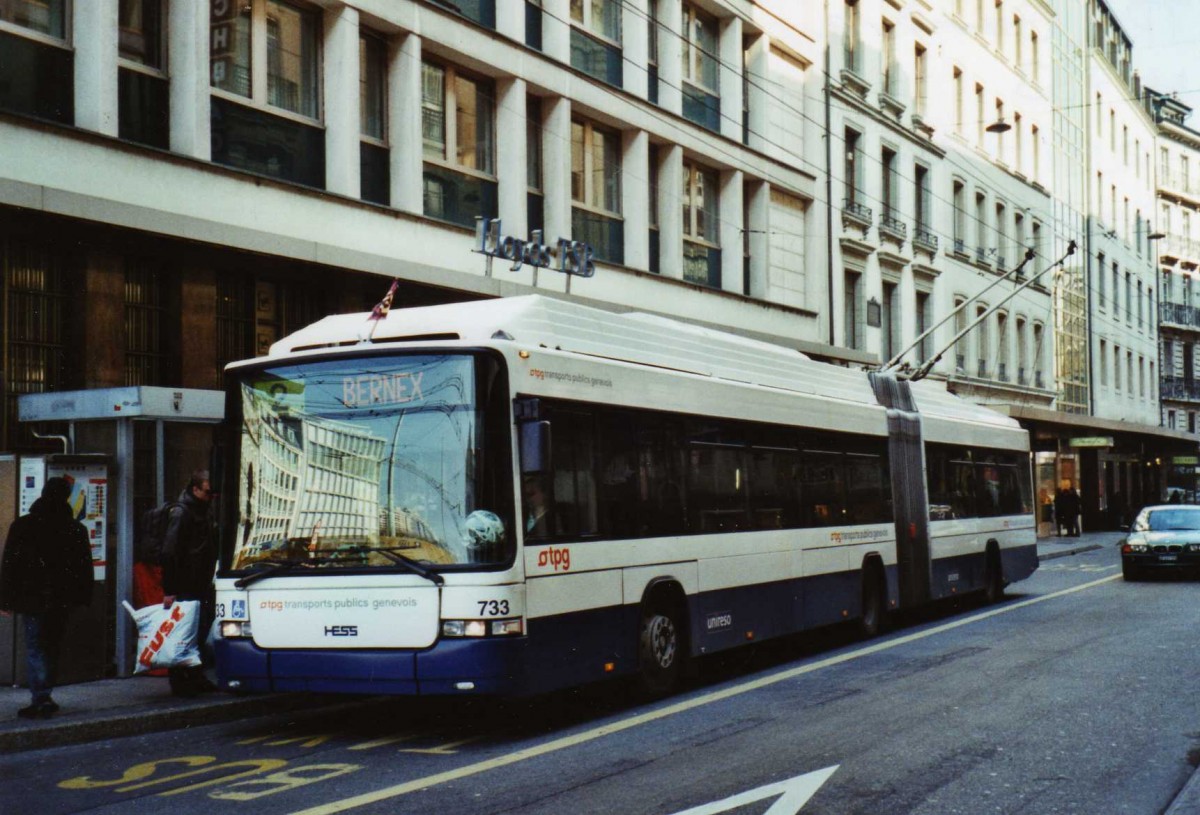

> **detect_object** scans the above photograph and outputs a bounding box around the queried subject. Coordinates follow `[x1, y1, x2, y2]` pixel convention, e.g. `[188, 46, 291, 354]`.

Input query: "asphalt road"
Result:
[5, 537, 1199, 815]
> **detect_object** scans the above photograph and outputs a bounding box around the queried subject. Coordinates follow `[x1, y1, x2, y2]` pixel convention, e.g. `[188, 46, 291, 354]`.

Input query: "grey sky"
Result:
[1104, 0, 1200, 103]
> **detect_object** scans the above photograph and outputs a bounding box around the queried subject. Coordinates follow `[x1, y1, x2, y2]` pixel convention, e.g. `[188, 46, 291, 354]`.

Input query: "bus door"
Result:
[870, 374, 932, 607]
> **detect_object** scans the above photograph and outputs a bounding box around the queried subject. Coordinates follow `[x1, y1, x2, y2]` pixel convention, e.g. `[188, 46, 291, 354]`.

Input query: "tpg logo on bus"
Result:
[537, 545, 571, 572]
[474, 217, 595, 278]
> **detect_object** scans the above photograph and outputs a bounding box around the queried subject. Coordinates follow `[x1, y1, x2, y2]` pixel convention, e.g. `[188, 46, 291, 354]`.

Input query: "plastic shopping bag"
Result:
[122, 600, 203, 673]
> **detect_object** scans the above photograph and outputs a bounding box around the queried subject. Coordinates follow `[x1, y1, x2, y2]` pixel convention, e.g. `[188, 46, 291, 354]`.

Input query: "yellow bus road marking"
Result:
[291, 575, 1120, 815]
[347, 735, 418, 751]
[399, 737, 481, 755]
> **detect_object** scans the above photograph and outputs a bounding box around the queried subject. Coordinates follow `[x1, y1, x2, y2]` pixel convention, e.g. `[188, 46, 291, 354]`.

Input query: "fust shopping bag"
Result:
[122, 600, 203, 673]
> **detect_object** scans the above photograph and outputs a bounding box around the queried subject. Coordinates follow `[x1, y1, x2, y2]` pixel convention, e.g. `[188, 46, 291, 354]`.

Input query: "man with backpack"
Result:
[133, 497, 181, 608]
[160, 469, 217, 697]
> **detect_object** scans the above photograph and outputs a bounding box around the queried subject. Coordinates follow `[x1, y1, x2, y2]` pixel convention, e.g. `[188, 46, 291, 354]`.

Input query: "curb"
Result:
[1166, 766, 1200, 815]
[1038, 544, 1104, 561]
[0, 692, 349, 754]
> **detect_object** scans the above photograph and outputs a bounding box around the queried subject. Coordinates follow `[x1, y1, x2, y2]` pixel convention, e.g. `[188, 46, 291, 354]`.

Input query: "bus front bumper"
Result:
[214, 635, 528, 696]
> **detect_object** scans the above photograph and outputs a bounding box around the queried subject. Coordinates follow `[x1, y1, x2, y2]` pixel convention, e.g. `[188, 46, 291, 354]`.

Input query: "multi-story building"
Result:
[1149, 89, 1200, 498]
[0, 0, 836, 467]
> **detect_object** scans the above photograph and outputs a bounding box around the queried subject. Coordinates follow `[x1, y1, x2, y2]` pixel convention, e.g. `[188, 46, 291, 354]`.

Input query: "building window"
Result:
[953, 179, 966, 251]
[953, 67, 963, 134]
[844, 0, 860, 72]
[916, 291, 932, 362]
[1099, 339, 1108, 387]
[1030, 30, 1039, 79]
[882, 282, 898, 362]
[881, 20, 896, 96]
[647, 0, 658, 103]
[844, 128, 861, 204]
[881, 147, 897, 219]
[210, 0, 324, 187]
[683, 160, 720, 287]
[954, 296, 968, 372]
[1097, 252, 1106, 306]
[681, 3, 719, 132]
[118, 0, 169, 149]
[1032, 323, 1044, 387]
[914, 164, 930, 234]
[421, 60, 498, 228]
[570, 0, 622, 86]
[845, 271, 863, 350]
[1114, 344, 1121, 392]
[3, 238, 72, 450]
[975, 83, 985, 148]
[571, 119, 623, 264]
[0, 0, 66, 38]
[527, 95, 544, 234]
[1016, 316, 1028, 384]
[359, 30, 389, 206]
[997, 311, 1009, 381]
[211, 0, 320, 120]
[125, 259, 170, 386]
[976, 304, 989, 377]
[913, 43, 926, 117]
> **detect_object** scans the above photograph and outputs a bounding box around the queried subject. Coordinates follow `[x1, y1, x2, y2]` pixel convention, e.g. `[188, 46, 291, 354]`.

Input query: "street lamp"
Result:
[986, 117, 1012, 133]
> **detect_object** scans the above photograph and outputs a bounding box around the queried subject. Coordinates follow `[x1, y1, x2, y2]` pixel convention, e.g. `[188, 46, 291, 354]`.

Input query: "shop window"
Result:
[125, 258, 173, 386]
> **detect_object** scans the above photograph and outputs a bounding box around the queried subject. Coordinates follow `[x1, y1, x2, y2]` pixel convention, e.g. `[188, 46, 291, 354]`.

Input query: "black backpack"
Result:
[135, 501, 182, 566]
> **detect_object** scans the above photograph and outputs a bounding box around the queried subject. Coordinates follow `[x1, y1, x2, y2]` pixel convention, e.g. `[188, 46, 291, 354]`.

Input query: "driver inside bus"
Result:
[523, 476, 552, 537]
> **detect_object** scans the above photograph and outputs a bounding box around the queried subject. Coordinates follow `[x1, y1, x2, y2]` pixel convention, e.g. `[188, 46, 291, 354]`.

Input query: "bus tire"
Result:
[637, 604, 684, 697]
[983, 545, 1005, 604]
[858, 559, 886, 638]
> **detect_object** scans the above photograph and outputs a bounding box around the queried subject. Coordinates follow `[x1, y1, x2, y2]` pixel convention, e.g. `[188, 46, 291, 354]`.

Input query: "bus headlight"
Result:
[220, 621, 253, 638]
[441, 618, 523, 638]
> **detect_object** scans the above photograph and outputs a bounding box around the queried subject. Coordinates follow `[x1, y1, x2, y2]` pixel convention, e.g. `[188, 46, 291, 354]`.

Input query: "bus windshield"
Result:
[228, 353, 513, 572]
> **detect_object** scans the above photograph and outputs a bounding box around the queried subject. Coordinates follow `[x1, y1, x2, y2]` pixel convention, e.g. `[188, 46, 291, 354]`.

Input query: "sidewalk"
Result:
[0, 532, 1122, 755]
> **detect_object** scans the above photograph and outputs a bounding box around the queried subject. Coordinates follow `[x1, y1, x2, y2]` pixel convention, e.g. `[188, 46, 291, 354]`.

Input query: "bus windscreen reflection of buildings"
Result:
[234, 359, 474, 568]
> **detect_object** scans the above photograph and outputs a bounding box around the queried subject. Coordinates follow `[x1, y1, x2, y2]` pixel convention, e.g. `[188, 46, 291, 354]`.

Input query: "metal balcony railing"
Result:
[1035, 370, 1045, 389]
[953, 237, 966, 255]
[880, 213, 908, 240]
[1162, 376, 1200, 401]
[1018, 366, 1027, 386]
[977, 359, 988, 378]
[914, 227, 939, 252]
[997, 362, 1009, 382]
[955, 353, 966, 372]
[975, 245, 989, 264]
[1161, 301, 1200, 331]
[842, 198, 873, 226]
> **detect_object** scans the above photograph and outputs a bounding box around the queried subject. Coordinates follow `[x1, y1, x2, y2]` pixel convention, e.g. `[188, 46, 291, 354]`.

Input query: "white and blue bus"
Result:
[212, 295, 1037, 696]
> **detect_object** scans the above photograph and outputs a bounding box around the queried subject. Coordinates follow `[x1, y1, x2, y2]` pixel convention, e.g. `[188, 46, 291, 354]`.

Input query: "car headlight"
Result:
[1188, 543, 1200, 553]
[1122, 541, 1148, 553]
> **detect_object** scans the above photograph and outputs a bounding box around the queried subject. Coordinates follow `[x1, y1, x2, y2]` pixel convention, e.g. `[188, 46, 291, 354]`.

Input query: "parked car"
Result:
[1120, 505, 1200, 580]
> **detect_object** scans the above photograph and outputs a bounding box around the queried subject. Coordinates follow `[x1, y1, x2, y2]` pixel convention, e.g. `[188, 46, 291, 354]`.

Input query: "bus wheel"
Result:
[637, 606, 683, 697]
[983, 548, 1005, 604]
[859, 562, 885, 638]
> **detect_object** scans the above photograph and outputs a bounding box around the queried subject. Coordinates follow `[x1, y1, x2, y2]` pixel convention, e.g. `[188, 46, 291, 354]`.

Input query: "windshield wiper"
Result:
[345, 546, 445, 586]
[233, 556, 341, 589]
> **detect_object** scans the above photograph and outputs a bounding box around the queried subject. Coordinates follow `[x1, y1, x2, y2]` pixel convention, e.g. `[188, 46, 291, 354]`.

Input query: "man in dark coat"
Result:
[0, 477, 92, 718]
[161, 469, 217, 697]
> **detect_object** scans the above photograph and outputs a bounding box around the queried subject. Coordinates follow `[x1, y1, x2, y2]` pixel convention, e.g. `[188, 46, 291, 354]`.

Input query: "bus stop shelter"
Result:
[15, 387, 224, 678]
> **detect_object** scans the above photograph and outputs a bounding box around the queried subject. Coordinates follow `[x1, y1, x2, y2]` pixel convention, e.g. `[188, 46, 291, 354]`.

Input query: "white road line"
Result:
[291, 574, 1121, 815]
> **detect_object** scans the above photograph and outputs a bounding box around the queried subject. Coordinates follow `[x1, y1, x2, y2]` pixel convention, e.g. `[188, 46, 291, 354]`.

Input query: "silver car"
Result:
[1121, 505, 1200, 581]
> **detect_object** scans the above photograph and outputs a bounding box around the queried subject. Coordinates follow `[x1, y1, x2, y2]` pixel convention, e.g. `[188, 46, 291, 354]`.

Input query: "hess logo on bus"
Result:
[324, 625, 359, 637]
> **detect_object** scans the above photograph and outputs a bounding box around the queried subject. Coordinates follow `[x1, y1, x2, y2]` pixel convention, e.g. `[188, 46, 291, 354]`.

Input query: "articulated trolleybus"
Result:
[213, 295, 1037, 696]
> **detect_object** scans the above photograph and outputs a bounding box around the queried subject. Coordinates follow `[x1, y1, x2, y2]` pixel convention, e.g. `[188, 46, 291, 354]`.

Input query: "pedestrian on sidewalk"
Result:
[0, 477, 93, 719]
[161, 469, 218, 698]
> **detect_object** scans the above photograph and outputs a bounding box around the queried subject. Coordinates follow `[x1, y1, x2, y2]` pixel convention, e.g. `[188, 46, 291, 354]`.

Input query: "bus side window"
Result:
[801, 450, 844, 527]
[845, 452, 885, 524]
[548, 408, 597, 538]
[596, 411, 640, 537]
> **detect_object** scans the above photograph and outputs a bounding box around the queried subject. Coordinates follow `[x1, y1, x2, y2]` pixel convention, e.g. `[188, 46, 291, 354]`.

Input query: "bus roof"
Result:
[258, 295, 1024, 444]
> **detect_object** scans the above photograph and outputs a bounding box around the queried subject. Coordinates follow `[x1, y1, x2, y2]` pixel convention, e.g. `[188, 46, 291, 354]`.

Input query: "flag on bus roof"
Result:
[368, 278, 399, 321]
